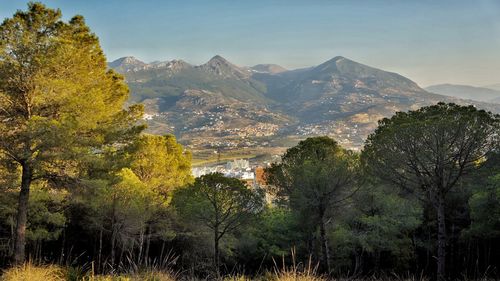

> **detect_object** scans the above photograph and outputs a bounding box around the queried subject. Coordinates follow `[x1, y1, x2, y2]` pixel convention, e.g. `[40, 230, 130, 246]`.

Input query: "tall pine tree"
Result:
[0, 3, 144, 264]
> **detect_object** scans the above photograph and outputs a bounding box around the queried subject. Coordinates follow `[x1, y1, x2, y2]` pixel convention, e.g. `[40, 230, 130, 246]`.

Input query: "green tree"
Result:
[173, 173, 263, 276]
[462, 152, 500, 270]
[236, 206, 302, 269]
[466, 152, 500, 239]
[25, 185, 67, 262]
[0, 3, 144, 263]
[266, 136, 359, 272]
[362, 103, 499, 280]
[331, 183, 421, 273]
[125, 134, 193, 265]
[89, 169, 162, 266]
[81, 134, 192, 267]
[129, 134, 193, 200]
[0, 183, 67, 262]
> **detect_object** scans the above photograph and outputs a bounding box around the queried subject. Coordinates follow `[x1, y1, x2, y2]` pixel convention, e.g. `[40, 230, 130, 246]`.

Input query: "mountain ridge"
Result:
[425, 84, 500, 103]
[109, 55, 500, 150]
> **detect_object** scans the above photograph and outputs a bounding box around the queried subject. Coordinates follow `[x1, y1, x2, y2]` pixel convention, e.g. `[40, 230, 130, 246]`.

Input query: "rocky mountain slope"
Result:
[249, 64, 287, 74]
[110, 55, 500, 150]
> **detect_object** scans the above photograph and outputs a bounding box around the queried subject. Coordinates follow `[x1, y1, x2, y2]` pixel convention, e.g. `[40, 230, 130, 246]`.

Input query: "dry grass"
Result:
[266, 251, 325, 281]
[269, 269, 326, 281]
[83, 270, 177, 281]
[0, 264, 176, 281]
[223, 274, 253, 281]
[2, 263, 496, 281]
[1, 263, 66, 281]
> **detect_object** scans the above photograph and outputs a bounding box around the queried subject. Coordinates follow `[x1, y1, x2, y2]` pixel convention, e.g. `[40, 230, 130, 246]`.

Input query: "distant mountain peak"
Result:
[425, 83, 500, 103]
[110, 56, 145, 66]
[330, 55, 347, 62]
[109, 56, 147, 73]
[250, 64, 287, 74]
[319, 56, 348, 65]
[208, 55, 227, 62]
[200, 55, 250, 79]
[151, 59, 191, 70]
[204, 55, 235, 68]
[313, 56, 351, 72]
[123, 56, 142, 63]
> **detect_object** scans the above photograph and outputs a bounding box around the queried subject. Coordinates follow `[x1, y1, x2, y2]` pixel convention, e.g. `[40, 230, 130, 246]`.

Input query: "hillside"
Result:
[250, 64, 288, 74]
[425, 84, 500, 103]
[110, 56, 500, 152]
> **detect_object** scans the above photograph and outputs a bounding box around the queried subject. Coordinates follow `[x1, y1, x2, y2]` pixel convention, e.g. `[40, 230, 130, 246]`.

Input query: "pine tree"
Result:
[363, 103, 499, 279]
[0, 3, 144, 264]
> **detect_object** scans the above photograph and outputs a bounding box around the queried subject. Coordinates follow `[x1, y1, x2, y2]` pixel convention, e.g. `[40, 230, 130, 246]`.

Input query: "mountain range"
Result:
[425, 84, 500, 103]
[109, 55, 500, 154]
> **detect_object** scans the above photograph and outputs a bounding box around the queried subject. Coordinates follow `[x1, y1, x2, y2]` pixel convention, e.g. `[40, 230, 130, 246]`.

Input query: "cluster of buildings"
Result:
[295, 120, 371, 150]
[192, 159, 268, 188]
[221, 122, 279, 137]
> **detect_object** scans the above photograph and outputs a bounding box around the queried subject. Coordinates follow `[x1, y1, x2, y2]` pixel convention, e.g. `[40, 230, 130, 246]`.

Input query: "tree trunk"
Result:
[38, 240, 43, 263]
[214, 227, 220, 278]
[110, 229, 117, 266]
[159, 240, 165, 263]
[98, 228, 103, 272]
[353, 250, 360, 275]
[9, 216, 14, 256]
[110, 198, 117, 266]
[144, 225, 151, 264]
[306, 235, 314, 260]
[138, 226, 144, 265]
[319, 208, 331, 273]
[118, 237, 125, 266]
[13, 162, 32, 265]
[59, 228, 66, 264]
[436, 195, 447, 280]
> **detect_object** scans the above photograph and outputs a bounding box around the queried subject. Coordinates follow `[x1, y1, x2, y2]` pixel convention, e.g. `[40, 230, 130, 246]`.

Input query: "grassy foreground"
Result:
[1, 263, 497, 281]
[0, 263, 320, 281]
[0, 263, 177, 281]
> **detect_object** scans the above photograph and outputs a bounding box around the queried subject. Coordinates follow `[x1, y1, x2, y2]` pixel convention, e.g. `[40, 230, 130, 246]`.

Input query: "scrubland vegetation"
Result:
[0, 3, 499, 281]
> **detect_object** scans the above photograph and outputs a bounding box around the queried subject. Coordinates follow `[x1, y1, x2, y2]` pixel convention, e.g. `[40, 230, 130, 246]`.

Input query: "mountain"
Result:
[109, 55, 500, 151]
[484, 83, 500, 92]
[108, 56, 148, 73]
[258, 56, 434, 121]
[197, 55, 251, 79]
[425, 84, 500, 103]
[250, 64, 287, 74]
[117, 55, 271, 106]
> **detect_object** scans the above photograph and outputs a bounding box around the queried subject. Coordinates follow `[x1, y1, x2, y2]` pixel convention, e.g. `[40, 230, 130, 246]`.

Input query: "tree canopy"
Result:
[362, 102, 499, 279]
[0, 2, 144, 264]
[173, 173, 263, 276]
[266, 136, 359, 272]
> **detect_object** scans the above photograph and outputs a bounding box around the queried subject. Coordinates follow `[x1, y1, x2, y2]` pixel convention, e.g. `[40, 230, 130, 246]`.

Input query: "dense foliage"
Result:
[0, 3, 499, 281]
[0, 2, 145, 264]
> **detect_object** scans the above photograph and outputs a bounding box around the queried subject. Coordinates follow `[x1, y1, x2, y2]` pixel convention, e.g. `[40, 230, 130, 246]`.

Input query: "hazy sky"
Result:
[2, 0, 500, 87]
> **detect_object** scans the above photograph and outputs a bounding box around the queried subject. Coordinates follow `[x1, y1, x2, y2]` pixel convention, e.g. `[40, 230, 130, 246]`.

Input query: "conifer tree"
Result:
[363, 103, 499, 279]
[0, 3, 144, 264]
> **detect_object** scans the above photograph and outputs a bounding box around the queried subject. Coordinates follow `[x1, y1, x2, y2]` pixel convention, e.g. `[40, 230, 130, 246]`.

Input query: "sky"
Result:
[1, 0, 500, 87]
